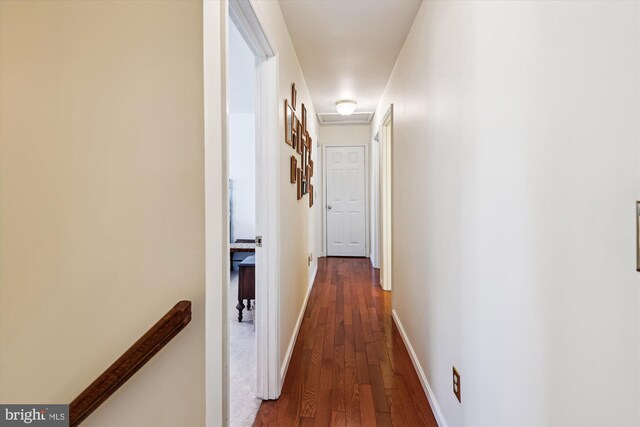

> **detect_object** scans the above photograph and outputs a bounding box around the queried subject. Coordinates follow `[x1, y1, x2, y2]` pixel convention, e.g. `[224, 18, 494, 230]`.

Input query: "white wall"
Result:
[229, 114, 256, 241]
[372, 1, 640, 425]
[228, 21, 256, 242]
[320, 124, 370, 147]
[0, 1, 206, 426]
[249, 0, 321, 376]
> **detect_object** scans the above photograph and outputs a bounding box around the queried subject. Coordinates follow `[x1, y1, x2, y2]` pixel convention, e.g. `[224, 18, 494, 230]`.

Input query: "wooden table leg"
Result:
[236, 299, 245, 322]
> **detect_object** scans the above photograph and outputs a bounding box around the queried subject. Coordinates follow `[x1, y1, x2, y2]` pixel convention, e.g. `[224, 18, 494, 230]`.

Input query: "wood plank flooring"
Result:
[253, 257, 438, 427]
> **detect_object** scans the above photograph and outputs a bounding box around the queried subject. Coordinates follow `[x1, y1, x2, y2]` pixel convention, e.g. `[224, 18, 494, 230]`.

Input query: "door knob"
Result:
[328, 205, 332, 210]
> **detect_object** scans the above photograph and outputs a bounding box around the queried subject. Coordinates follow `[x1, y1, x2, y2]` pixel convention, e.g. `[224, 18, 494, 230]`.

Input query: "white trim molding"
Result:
[229, 0, 273, 57]
[380, 105, 393, 291]
[392, 309, 449, 427]
[280, 263, 318, 383]
[369, 131, 380, 269]
[204, 1, 228, 425]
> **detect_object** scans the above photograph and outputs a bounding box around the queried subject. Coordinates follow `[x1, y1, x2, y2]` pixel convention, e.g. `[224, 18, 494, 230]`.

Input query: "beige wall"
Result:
[0, 1, 206, 426]
[319, 124, 370, 147]
[373, 1, 639, 425]
[250, 0, 320, 377]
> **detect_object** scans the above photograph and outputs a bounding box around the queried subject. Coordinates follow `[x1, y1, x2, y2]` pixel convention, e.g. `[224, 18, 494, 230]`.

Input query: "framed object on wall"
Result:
[301, 103, 307, 132]
[292, 120, 298, 151]
[291, 83, 297, 111]
[296, 121, 304, 155]
[284, 100, 294, 146]
[290, 156, 297, 184]
[302, 145, 307, 179]
[285, 83, 314, 208]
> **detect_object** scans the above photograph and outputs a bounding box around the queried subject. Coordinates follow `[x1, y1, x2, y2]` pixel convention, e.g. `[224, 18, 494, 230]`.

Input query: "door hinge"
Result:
[255, 236, 263, 247]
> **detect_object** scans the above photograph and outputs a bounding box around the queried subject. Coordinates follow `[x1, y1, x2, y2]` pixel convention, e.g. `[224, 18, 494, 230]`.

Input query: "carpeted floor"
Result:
[229, 270, 262, 427]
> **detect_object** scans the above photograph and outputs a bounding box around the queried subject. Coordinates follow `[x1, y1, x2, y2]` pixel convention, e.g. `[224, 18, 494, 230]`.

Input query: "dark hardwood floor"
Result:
[253, 257, 438, 426]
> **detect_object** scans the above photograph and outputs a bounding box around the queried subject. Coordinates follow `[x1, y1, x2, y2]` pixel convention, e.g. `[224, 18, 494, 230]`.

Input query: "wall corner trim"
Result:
[391, 309, 449, 427]
[280, 263, 318, 383]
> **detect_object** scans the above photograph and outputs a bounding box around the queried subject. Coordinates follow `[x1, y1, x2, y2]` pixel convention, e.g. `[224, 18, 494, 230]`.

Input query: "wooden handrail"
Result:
[69, 300, 192, 426]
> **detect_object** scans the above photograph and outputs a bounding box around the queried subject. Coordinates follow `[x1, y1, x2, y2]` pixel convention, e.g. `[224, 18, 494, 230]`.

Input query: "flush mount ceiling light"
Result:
[335, 100, 357, 116]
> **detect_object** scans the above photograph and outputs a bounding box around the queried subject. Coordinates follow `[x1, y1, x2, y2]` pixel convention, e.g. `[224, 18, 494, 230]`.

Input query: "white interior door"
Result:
[326, 146, 366, 257]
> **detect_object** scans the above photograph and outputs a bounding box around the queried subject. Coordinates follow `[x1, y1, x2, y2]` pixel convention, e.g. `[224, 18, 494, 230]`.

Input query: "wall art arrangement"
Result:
[285, 82, 314, 207]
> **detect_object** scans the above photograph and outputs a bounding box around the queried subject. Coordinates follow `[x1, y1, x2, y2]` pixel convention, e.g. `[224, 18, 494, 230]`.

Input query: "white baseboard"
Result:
[280, 264, 317, 383]
[392, 309, 448, 427]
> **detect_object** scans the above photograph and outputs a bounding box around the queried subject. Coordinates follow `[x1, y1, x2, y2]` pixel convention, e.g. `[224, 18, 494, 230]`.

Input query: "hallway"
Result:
[254, 257, 437, 426]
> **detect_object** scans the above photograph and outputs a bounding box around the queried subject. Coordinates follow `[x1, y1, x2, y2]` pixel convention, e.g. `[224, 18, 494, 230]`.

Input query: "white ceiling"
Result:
[279, 0, 422, 116]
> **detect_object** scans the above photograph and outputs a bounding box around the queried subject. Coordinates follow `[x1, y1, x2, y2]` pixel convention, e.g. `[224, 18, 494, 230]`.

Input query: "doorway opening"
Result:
[380, 105, 393, 291]
[228, 17, 259, 426]
[226, 0, 280, 425]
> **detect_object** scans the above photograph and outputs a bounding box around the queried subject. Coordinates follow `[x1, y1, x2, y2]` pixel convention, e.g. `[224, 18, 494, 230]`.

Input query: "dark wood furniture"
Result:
[237, 255, 255, 322]
[230, 239, 256, 271]
[69, 301, 192, 426]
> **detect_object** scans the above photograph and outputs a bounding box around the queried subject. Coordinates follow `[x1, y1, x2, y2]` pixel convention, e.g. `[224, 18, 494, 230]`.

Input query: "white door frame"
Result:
[204, 1, 228, 425]
[322, 144, 369, 258]
[370, 132, 380, 268]
[228, 0, 280, 402]
[380, 105, 393, 291]
[206, 2, 281, 425]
